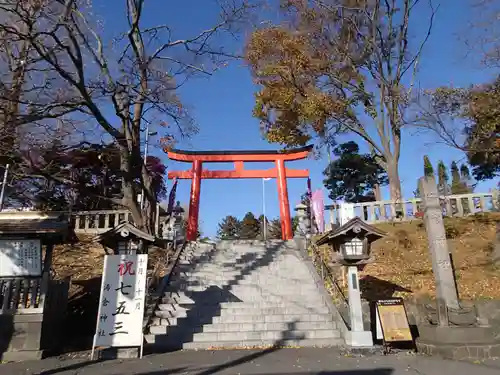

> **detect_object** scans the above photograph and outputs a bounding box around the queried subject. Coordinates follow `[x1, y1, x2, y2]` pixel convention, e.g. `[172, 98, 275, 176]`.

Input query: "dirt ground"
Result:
[319, 213, 500, 301]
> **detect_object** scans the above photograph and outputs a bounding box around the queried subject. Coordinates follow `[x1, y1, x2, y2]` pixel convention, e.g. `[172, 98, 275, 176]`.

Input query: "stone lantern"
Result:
[162, 201, 185, 242]
[294, 203, 311, 238]
[317, 217, 386, 348]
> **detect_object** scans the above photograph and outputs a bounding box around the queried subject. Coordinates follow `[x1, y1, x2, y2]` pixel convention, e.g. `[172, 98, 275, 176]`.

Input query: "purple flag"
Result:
[166, 178, 178, 214]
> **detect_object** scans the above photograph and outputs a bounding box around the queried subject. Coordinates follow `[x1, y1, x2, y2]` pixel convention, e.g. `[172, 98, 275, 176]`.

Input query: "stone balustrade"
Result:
[71, 209, 133, 234]
[325, 191, 499, 230]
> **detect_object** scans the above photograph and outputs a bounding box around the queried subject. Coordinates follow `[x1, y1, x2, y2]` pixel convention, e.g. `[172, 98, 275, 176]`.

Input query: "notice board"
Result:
[376, 298, 412, 343]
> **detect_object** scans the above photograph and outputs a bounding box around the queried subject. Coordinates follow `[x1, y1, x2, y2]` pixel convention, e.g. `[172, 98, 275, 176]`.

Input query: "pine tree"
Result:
[423, 155, 434, 177]
[268, 218, 282, 239]
[258, 214, 269, 239]
[451, 161, 471, 194]
[460, 164, 471, 180]
[460, 164, 474, 193]
[216, 215, 242, 239]
[239, 212, 261, 239]
[450, 161, 461, 192]
[437, 160, 450, 195]
[415, 155, 435, 198]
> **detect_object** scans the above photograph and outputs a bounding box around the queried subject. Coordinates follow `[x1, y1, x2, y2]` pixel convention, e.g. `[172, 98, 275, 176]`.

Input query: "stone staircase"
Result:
[144, 240, 344, 350]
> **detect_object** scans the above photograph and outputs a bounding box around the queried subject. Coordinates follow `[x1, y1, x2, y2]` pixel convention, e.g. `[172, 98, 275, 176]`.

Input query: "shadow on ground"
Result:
[360, 276, 412, 301]
[135, 370, 394, 375]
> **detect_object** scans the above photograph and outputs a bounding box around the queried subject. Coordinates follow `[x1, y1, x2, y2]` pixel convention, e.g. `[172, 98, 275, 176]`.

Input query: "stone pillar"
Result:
[345, 265, 373, 347]
[419, 176, 459, 310]
[339, 202, 355, 225]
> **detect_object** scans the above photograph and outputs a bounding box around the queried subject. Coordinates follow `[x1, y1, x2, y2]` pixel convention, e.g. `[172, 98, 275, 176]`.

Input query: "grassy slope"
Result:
[360, 213, 500, 301]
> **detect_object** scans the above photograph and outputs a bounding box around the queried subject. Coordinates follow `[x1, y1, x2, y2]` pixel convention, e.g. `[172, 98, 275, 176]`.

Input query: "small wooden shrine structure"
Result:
[0, 211, 69, 361]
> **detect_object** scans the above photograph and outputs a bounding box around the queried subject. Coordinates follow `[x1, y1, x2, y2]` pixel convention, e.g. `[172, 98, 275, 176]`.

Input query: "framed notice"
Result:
[0, 239, 42, 277]
[376, 299, 412, 343]
[92, 254, 148, 358]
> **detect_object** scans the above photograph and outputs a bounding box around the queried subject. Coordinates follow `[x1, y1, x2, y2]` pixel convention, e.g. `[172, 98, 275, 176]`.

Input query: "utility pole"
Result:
[0, 164, 10, 211]
[140, 125, 158, 211]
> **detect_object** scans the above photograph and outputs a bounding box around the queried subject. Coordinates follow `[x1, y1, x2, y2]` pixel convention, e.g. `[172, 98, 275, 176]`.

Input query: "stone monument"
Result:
[418, 176, 459, 310]
[416, 176, 500, 361]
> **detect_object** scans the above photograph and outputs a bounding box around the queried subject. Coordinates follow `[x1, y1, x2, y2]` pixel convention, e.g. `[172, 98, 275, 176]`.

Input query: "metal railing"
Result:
[143, 239, 188, 334]
[309, 241, 350, 328]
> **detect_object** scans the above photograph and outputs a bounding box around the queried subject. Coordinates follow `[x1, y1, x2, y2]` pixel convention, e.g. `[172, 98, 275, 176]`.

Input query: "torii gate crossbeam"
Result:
[166, 145, 313, 241]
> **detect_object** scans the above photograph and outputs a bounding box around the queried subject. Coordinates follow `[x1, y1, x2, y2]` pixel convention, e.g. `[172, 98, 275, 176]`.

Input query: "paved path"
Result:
[1, 348, 499, 375]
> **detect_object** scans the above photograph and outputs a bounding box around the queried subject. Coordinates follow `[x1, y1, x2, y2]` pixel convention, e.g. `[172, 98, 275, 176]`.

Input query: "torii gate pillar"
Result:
[166, 145, 313, 241]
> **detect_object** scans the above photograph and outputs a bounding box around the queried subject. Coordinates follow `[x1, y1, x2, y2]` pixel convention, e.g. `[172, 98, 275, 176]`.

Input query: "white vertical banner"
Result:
[93, 254, 148, 348]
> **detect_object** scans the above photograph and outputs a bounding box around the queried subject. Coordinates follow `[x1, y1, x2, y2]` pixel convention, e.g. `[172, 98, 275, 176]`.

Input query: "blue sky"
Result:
[102, 0, 498, 237]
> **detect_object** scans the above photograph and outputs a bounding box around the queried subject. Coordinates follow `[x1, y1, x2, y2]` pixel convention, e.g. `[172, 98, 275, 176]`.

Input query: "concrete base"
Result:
[96, 347, 140, 360]
[417, 339, 500, 361]
[345, 330, 374, 348]
[418, 325, 496, 344]
[0, 350, 43, 362]
[416, 324, 500, 361]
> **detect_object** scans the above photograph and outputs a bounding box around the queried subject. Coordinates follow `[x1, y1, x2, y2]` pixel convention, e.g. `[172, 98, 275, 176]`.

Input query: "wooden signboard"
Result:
[0, 239, 42, 277]
[376, 299, 412, 343]
[91, 254, 148, 360]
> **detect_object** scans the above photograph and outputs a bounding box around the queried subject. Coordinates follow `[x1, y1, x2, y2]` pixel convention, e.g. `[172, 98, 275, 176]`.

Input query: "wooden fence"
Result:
[0, 274, 47, 315]
[325, 191, 499, 229]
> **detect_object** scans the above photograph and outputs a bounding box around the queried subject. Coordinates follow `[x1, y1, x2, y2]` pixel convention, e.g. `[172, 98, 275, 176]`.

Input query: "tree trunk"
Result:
[386, 161, 402, 202]
[373, 184, 382, 201]
[119, 145, 144, 230]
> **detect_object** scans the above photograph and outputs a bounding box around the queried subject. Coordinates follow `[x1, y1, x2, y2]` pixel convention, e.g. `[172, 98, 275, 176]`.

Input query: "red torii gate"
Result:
[166, 145, 313, 241]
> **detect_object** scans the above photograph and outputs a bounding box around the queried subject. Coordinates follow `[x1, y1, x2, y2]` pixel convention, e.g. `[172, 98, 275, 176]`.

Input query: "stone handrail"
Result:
[143, 239, 187, 334]
[325, 191, 499, 229]
[0, 208, 164, 236]
[71, 209, 133, 234]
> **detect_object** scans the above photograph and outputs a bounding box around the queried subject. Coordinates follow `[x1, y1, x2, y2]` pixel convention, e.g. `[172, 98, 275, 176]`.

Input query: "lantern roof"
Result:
[94, 222, 155, 248]
[316, 217, 386, 246]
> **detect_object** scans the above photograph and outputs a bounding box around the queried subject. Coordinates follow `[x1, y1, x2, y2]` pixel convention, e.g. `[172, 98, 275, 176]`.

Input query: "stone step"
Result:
[173, 270, 312, 278]
[150, 312, 335, 327]
[146, 328, 340, 343]
[145, 337, 342, 350]
[149, 320, 336, 335]
[163, 284, 319, 294]
[157, 301, 328, 312]
[167, 280, 316, 289]
[157, 294, 325, 305]
[154, 305, 330, 319]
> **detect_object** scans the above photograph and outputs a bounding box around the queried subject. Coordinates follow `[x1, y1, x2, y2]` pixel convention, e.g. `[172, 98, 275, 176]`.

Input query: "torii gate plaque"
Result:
[166, 145, 313, 241]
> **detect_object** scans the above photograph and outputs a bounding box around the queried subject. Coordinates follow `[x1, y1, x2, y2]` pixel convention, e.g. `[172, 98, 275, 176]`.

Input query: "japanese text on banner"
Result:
[94, 254, 148, 347]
